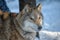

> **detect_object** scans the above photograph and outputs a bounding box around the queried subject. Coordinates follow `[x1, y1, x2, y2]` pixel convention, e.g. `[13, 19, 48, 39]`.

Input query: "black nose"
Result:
[38, 26, 42, 30]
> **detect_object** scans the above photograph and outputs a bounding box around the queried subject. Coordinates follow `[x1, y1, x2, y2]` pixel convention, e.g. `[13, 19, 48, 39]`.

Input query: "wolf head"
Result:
[16, 4, 43, 32]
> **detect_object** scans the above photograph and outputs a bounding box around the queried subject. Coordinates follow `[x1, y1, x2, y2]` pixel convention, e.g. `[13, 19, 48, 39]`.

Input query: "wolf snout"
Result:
[38, 26, 42, 30]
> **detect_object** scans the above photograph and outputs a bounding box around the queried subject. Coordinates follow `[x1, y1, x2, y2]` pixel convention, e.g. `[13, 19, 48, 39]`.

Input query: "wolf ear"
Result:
[36, 4, 42, 12]
[22, 4, 30, 13]
[16, 4, 30, 20]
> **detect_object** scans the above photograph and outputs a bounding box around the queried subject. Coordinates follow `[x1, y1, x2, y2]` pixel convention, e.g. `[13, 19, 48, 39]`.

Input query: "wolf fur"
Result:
[0, 4, 43, 40]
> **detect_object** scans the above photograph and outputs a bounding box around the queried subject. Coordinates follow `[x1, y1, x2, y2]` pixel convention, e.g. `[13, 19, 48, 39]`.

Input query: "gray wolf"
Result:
[0, 4, 43, 40]
[15, 4, 43, 40]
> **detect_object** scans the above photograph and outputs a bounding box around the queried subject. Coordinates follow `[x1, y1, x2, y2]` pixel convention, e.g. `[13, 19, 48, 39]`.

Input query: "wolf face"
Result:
[16, 4, 43, 32]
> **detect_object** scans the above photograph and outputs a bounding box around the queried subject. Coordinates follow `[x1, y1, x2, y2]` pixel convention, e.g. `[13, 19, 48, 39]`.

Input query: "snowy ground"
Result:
[35, 30, 60, 40]
[39, 30, 60, 40]
[5, 0, 60, 40]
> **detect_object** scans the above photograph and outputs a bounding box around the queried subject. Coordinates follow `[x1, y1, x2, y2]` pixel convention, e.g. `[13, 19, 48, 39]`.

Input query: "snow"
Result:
[35, 30, 60, 40]
[40, 30, 60, 40]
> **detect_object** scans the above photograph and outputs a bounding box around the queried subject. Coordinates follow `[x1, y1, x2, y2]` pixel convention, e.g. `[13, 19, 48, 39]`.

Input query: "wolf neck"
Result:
[14, 19, 36, 40]
[14, 19, 27, 38]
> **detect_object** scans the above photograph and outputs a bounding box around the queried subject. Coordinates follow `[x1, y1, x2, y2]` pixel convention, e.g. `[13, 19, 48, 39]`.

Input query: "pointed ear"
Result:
[22, 4, 30, 13]
[16, 4, 30, 20]
[37, 4, 42, 12]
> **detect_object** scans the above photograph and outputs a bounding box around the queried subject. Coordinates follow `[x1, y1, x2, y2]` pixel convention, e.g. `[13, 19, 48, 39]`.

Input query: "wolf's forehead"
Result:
[31, 10, 41, 16]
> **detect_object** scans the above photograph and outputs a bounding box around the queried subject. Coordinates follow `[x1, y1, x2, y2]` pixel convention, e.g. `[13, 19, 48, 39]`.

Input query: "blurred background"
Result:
[5, 0, 19, 13]
[36, 0, 60, 32]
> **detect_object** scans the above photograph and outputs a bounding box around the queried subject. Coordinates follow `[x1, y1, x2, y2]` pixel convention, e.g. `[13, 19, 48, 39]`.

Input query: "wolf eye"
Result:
[39, 17, 41, 19]
[30, 17, 33, 20]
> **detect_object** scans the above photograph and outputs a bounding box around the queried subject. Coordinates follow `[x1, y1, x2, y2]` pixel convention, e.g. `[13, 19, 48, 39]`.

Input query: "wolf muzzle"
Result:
[38, 26, 42, 31]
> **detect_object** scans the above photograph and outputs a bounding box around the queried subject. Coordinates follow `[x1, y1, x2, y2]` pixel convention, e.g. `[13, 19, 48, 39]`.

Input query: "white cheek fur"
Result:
[23, 20, 38, 32]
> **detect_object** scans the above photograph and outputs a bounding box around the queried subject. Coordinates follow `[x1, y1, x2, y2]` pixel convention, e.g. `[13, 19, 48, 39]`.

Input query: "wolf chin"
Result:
[0, 4, 43, 40]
